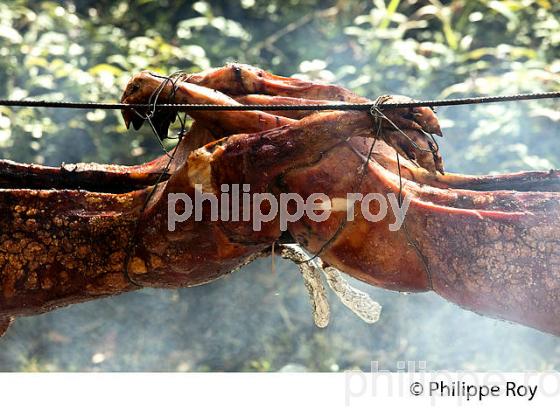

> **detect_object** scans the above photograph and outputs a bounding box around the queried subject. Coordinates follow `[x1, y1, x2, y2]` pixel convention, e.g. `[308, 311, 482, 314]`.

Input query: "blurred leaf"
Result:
[89, 63, 123, 77]
[487, 0, 521, 21]
[379, 0, 401, 30]
[0, 25, 23, 43]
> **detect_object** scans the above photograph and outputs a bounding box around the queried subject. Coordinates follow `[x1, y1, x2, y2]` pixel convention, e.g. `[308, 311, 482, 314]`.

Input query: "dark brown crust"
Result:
[0, 189, 140, 317]
[0, 159, 167, 193]
[1, 64, 559, 338]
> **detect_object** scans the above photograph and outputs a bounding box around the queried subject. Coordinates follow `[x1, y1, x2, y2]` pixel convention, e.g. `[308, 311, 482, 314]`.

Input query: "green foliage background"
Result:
[0, 0, 559, 371]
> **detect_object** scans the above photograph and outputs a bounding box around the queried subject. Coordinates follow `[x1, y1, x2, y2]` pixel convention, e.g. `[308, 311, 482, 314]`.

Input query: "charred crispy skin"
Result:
[1, 64, 559, 338]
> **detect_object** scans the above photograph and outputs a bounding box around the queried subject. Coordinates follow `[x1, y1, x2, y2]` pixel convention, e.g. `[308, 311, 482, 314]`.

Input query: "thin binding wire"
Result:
[0, 90, 559, 111]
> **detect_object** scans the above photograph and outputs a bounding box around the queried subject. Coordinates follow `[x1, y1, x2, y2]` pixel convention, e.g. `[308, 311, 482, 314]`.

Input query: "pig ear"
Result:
[122, 108, 145, 131]
[132, 116, 145, 130]
[0, 316, 14, 338]
[122, 108, 133, 129]
[150, 110, 178, 140]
